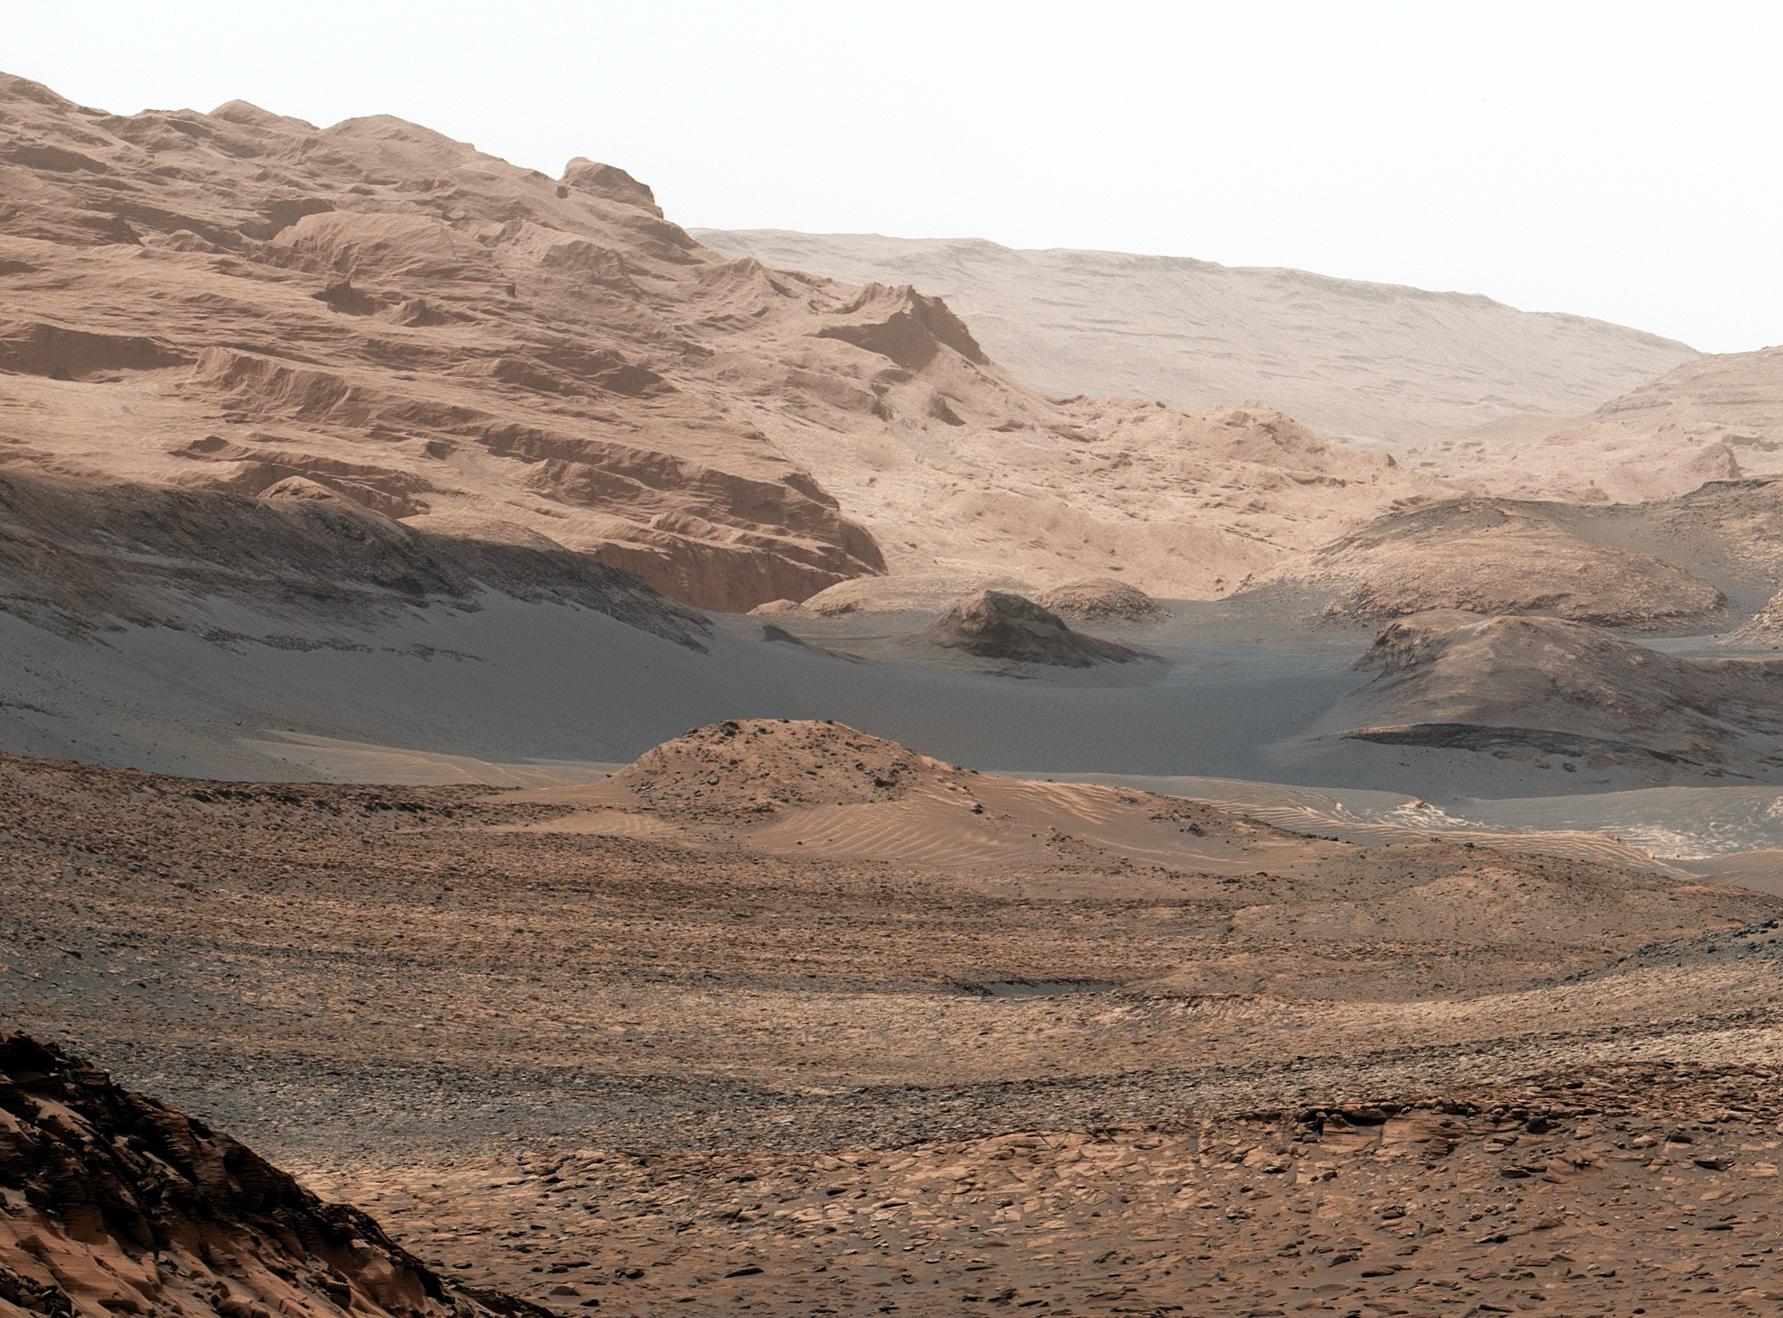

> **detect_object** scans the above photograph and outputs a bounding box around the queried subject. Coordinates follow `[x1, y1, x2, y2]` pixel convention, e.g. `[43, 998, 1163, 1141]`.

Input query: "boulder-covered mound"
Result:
[607, 718, 970, 817]
[1034, 577, 1166, 623]
[1247, 499, 1726, 629]
[923, 591, 1158, 667]
[0, 1032, 537, 1318]
[1313, 611, 1783, 771]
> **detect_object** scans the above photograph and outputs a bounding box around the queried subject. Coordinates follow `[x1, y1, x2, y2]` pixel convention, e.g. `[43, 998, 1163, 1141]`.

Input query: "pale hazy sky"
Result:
[7, 1, 1780, 352]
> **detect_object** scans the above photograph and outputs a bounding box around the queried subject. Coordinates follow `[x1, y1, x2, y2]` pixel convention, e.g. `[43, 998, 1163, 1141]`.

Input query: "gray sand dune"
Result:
[0, 585, 1366, 785]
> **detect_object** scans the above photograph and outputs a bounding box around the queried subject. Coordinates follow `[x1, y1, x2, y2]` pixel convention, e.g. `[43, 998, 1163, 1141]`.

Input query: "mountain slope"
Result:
[1243, 497, 1729, 629]
[1403, 345, 1783, 504]
[692, 229, 1698, 443]
[0, 465, 708, 647]
[0, 72, 1442, 611]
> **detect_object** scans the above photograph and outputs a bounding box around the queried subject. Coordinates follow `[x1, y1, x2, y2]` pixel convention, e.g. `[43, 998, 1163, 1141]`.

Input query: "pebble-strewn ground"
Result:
[5, 749, 1783, 1316]
[304, 1062, 1783, 1318]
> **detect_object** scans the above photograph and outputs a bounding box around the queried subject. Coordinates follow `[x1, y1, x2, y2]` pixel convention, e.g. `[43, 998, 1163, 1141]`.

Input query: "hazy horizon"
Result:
[7, 0, 1782, 353]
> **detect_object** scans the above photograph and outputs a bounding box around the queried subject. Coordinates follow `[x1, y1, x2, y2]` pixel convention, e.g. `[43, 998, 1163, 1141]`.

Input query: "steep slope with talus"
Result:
[0, 1032, 540, 1318]
[0, 465, 708, 647]
[0, 72, 1440, 612]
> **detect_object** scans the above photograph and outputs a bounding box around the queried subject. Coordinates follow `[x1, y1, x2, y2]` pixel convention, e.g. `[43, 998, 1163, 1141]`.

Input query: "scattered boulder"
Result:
[1036, 577, 1166, 623]
[923, 590, 1159, 667]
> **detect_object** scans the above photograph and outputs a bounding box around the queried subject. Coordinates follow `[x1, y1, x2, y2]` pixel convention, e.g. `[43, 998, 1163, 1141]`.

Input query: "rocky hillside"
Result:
[1310, 612, 1783, 777]
[1400, 345, 1783, 505]
[1245, 497, 1729, 629]
[0, 1032, 536, 1318]
[693, 229, 1698, 443]
[0, 466, 707, 646]
[921, 590, 1156, 667]
[0, 72, 1439, 610]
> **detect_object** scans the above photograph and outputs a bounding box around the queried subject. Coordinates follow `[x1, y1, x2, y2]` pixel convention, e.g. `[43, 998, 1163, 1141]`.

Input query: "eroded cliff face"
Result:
[0, 72, 1445, 612]
[0, 74, 901, 610]
[0, 1033, 538, 1318]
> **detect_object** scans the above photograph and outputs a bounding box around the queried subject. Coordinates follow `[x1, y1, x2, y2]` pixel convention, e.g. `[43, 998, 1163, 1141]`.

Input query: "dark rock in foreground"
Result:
[0, 1031, 539, 1318]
